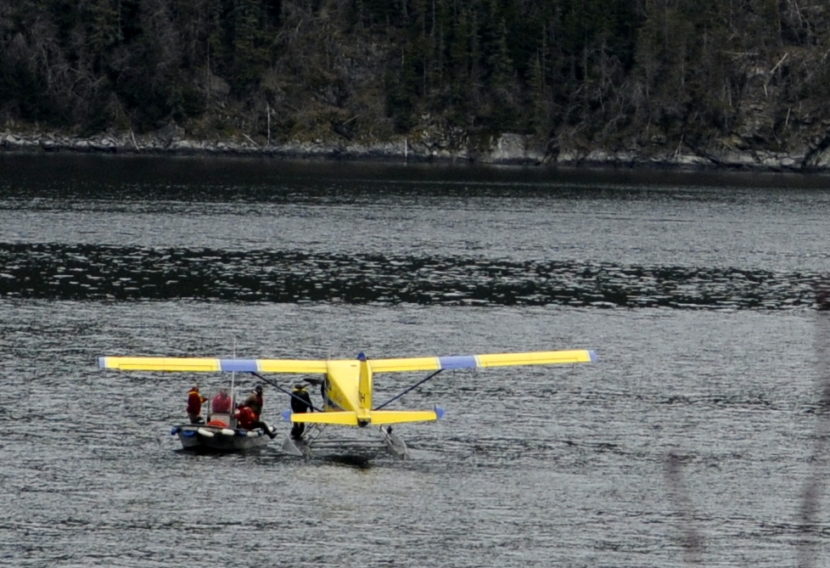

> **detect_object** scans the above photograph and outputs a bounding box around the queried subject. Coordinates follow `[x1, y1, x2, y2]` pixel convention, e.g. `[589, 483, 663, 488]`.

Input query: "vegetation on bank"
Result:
[2, 1, 830, 163]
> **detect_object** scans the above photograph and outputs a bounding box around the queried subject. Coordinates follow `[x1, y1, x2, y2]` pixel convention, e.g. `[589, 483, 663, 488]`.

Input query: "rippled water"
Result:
[2, 154, 830, 567]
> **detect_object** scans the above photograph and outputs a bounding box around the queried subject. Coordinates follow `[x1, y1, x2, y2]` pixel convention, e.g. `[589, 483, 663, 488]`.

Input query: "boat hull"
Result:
[172, 424, 270, 452]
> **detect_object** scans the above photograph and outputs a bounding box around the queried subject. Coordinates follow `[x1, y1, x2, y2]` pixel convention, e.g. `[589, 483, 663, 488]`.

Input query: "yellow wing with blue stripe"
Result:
[98, 357, 329, 374]
[368, 349, 596, 373]
[98, 350, 596, 374]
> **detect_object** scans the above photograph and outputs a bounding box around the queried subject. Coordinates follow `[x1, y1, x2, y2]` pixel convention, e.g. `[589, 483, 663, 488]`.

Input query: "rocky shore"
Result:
[3, 126, 830, 172]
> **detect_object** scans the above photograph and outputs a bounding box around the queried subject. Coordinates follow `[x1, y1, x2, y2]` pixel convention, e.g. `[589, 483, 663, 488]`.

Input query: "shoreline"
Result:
[2, 129, 828, 174]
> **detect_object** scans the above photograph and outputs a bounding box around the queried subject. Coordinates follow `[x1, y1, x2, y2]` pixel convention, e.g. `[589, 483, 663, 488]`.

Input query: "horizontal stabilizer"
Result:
[290, 412, 359, 426]
[368, 410, 440, 425]
[289, 410, 440, 426]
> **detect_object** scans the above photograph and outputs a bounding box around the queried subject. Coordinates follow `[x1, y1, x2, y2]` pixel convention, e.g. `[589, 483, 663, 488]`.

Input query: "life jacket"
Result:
[291, 389, 312, 413]
[186, 389, 204, 414]
[235, 405, 257, 430]
[246, 392, 263, 417]
[211, 392, 231, 413]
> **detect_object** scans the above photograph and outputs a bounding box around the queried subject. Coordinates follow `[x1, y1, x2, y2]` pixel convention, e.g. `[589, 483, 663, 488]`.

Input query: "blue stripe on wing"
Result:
[219, 359, 259, 372]
[438, 355, 478, 370]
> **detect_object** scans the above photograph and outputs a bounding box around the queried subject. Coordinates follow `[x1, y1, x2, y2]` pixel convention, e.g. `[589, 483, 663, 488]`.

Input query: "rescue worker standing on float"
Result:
[290, 383, 313, 440]
[186, 384, 207, 424]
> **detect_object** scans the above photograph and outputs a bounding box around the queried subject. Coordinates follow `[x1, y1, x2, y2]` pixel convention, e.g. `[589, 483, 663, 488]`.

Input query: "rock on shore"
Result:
[2, 127, 828, 171]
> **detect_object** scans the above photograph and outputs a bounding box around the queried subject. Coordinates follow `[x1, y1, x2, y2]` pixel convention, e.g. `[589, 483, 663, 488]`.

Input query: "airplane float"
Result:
[98, 348, 596, 457]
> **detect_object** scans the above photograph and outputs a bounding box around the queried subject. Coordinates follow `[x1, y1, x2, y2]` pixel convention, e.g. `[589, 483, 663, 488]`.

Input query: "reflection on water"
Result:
[0, 242, 822, 309]
[3, 154, 830, 274]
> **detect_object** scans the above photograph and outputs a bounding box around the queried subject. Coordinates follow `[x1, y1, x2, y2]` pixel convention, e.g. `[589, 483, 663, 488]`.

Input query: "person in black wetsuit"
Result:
[290, 383, 313, 440]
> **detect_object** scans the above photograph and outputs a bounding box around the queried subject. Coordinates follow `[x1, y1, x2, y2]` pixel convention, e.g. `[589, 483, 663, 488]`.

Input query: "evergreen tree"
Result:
[1, 0, 830, 160]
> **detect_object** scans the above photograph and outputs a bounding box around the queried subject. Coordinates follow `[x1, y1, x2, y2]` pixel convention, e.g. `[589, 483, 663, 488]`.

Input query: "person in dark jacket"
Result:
[290, 383, 313, 440]
[242, 384, 264, 417]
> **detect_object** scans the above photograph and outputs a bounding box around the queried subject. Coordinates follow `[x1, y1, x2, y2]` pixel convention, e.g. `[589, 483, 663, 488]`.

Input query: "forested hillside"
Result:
[3, 0, 830, 167]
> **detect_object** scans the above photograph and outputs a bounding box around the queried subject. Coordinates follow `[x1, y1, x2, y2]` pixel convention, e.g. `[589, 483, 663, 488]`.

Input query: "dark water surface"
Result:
[2, 154, 830, 567]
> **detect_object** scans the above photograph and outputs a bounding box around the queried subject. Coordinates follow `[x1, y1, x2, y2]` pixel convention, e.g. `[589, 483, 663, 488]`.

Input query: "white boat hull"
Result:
[172, 424, 270, 452]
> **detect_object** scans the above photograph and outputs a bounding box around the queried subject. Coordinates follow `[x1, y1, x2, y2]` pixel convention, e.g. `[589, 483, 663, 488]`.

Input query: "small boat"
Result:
[171, 411, 272, 452]
[171, 379, 276, 452]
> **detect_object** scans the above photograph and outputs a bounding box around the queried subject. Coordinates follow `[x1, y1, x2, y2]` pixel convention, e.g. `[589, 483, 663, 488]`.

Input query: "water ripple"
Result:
[0, 242, 823, 309]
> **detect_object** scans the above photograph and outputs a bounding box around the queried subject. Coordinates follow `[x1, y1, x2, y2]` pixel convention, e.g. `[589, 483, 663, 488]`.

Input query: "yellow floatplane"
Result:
[98, 349, 596, 457]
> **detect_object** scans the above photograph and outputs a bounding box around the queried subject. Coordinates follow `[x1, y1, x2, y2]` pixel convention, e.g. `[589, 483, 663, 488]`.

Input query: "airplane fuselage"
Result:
[323, 355, 373, 426]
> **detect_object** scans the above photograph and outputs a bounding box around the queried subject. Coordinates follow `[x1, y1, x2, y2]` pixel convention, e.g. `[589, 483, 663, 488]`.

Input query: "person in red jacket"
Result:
[211, 388, 232, 414]
[235, 404, 258, 429]
[234, 404, 276, 438]
[186, 385, 207, 424]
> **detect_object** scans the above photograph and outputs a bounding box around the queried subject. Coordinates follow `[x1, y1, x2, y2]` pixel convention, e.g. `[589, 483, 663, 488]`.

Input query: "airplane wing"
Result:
[368, 349, 596, 373]
[98, 349, 596, 374]
[97, 357, 329, 374]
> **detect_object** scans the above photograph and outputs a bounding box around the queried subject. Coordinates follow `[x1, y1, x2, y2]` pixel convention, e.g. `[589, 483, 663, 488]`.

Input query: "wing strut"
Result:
[374, 369, 444, 410]
[250, 371, 324, 413]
